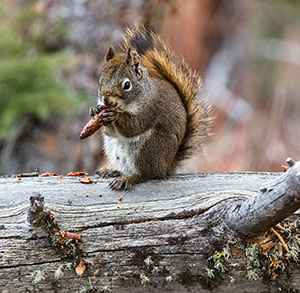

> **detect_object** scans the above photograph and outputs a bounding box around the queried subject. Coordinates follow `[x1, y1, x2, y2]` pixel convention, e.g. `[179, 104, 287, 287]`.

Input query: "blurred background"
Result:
[0, 0, 299, 176]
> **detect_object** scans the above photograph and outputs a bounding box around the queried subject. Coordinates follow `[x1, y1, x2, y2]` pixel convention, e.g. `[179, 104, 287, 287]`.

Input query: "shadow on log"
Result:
[0, 158, 300, 292]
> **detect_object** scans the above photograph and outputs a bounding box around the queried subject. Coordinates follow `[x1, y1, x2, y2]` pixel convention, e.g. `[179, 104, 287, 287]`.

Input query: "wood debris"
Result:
[40, 172, 58, 177]
[79, 177, 94, 184]
[67, 171, 88, 177]
[270, 227, 289, 253]
[75, 259, 86, 276]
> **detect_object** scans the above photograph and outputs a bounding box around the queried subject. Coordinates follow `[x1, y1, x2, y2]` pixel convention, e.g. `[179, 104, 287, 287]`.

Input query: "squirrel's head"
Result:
[99, 46, 148, 112]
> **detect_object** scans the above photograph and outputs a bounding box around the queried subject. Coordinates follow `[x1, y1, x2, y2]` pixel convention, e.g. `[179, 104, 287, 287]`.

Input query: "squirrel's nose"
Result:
[103, 96, 118, 107]
[103, 96, 110, 105]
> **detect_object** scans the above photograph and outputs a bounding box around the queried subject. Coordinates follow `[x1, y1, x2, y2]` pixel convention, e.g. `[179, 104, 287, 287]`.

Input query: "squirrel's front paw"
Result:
[89, 105, 102, 117]
[100, 109, 119, 124]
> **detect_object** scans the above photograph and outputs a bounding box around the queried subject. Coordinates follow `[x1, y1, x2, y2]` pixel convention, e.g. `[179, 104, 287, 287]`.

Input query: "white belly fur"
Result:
[103, 129, 153, 175]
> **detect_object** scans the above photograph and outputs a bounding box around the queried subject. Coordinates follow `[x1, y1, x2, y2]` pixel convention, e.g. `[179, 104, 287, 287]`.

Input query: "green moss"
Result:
[140, 272, 150, 287]
[246, 269, 259, 281]
[31, 269, 46, 284]
[54, 262, 73, 279]
[144, 256, 154, 268]
[165, 275, 173, 282]
[205, 244, 232, 280]
[100, 286, 111, 292]
[245, 244, 260, 261]
[203, 219, 300, 291]
[205, 267, 215, 279]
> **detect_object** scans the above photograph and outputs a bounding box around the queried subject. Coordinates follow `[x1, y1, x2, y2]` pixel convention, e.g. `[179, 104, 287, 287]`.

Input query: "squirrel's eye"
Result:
[122, 79, 132, 91]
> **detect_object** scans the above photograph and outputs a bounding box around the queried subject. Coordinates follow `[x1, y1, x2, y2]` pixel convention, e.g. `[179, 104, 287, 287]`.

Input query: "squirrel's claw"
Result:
[109, 178, 131, 191]
[100, 110, 119, 123]
[89, 105, 102, 117]
[96, 168, 121, 178]
[109, 175, 138, 191]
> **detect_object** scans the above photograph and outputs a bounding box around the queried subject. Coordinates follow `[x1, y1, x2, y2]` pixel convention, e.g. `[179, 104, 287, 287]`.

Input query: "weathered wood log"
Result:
[1, 161, 300, 292]
[225, 158, 300, 235]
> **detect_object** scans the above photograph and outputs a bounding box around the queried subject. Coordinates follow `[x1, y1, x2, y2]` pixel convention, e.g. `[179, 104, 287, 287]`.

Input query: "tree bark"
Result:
[225, 159, 300, 234]
[1, 161, 300, 292]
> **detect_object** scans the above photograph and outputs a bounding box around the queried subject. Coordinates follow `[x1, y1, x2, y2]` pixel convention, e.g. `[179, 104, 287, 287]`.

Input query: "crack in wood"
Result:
[84, 242, 199, 254]
[0, 258, 62, 269]
[77, 208, 207, 232]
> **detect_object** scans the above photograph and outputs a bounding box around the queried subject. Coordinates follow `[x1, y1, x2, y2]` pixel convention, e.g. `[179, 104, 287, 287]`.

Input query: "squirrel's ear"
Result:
[105, 46, 116, 63]
[126, 47, 142, 74]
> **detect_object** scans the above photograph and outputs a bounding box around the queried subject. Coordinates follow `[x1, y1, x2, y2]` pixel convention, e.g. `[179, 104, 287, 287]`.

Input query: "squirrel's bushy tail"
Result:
[123, 26, 213, 162]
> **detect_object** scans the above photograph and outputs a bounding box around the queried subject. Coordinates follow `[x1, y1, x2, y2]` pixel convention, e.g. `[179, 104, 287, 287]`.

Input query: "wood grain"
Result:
[1, 172, 299, 292]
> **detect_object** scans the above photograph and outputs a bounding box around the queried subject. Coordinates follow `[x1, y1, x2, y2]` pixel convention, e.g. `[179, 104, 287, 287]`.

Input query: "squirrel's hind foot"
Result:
[96, 168, 122, 178]
[109, 175, 141, 191]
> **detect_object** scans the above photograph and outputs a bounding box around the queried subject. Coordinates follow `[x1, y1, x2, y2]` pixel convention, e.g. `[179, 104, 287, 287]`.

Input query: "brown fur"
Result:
[123, 26, 213, 162]
[94, 26, 212, 190]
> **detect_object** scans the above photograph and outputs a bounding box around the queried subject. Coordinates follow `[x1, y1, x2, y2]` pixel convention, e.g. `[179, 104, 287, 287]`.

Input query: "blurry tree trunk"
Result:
[161, 0, 245, 73]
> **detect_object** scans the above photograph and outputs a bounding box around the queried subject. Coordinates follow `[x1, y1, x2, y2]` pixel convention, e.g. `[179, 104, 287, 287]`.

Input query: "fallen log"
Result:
[1, 159, 300, 292]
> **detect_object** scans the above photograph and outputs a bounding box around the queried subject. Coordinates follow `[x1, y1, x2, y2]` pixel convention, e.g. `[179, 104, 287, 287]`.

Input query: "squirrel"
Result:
[89, 26, 212, 191]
